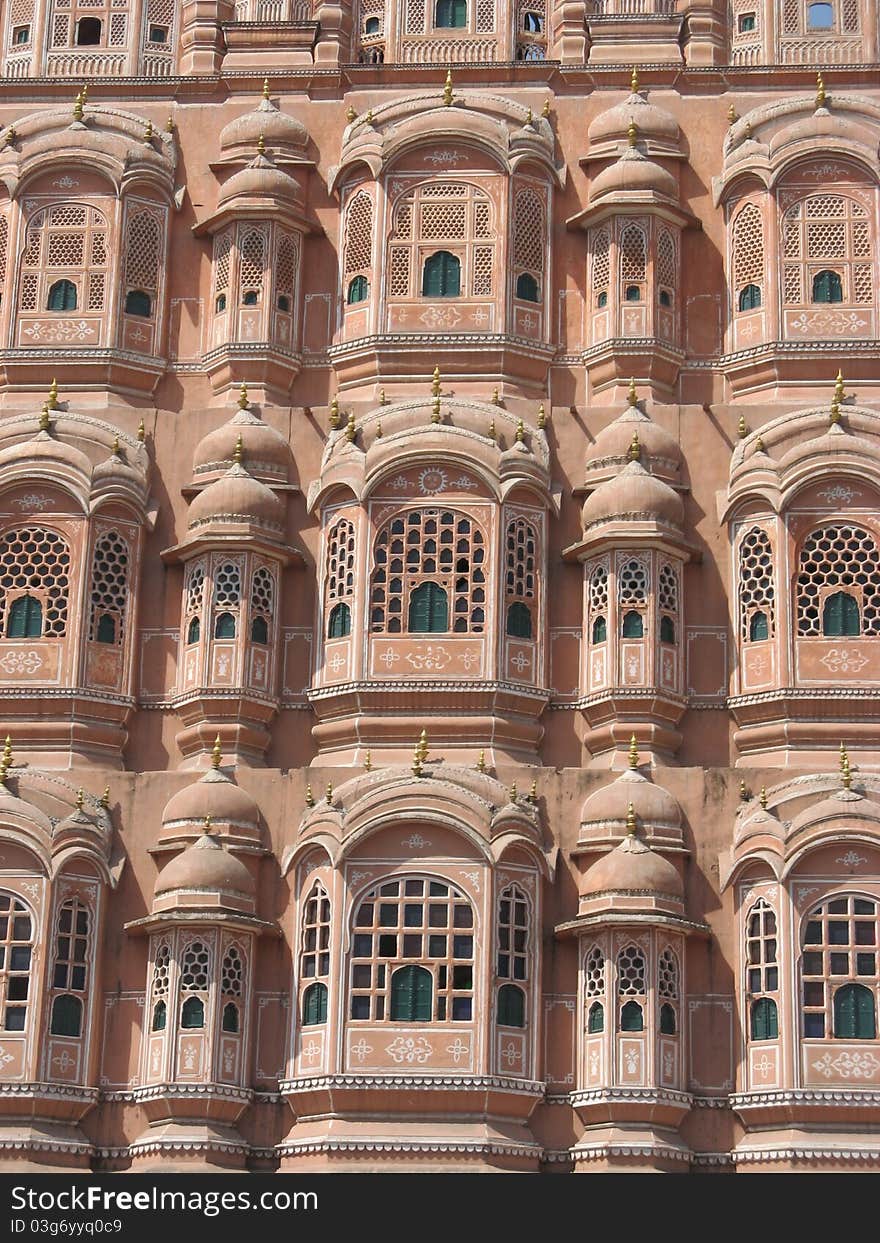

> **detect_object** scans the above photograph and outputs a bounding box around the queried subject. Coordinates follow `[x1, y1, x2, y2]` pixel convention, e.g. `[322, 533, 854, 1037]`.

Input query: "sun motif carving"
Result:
[417, 468, 448, 496]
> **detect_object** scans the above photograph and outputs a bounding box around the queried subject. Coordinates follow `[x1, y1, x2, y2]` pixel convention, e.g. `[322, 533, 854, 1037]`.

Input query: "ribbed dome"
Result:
[769, 107, 853, 158]
[218, 153, 299, 206]
[219, 97, 308, 153]
[582, 461, 684, 529]
[581, 768, 683, 835]
[92, 447, 145, 489]
[587, 407, 682, 478]
[194, 409, 289, 483]
[154, 829, 255, 898]
[588, 91, 681, 149]
[590, 147, 677, 203]
[0, 429, 92, 478]
[583, 832, 683, 898]
[162, 767, 260, 829]
[188, 463, 284, 531]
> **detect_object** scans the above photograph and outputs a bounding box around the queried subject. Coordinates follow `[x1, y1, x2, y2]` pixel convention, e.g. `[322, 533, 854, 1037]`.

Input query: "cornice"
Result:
[280, 1073, 544, 1095]
[731, 1089, 880, 1109]
[131, 1083, 252, 1103]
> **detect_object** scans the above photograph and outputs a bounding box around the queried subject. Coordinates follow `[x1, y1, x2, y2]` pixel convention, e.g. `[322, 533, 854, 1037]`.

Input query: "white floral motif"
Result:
[301, 1039, 322, 1065]
[624, 1048, 639, 1075]
[754, 1053, 774, 1078]
[181, 1043, 197, 1072]
[424, 149, 463, 166]
[459, 649, 480, 671]
[350, 1038, 373, 1063]
[0, 650, 43, 675]
[388, 475, 409, 491]
[502, 1042, 520, 1067]
[386, 1036, 433, 1064]
[836, 851, 867, 868]
[406, 646, 451, 672]
[663, 1050, 674, 1079]
[818, 484, 861, 506]
[13, 494, 51, 511]
[419, 305, 462, 329]
[378, 648, 401, 668]
[588, 1048, 600, 1078]
[789, 311, 869, 334]
[819, 648, 868, 674]
[446, 1038, 468, 1064]
[328, 651, 346, 673]
[52, 176, 79, 190]
[459, 870, 480, 891]
[811, 1050, 880, 1080]
[402, 833, 432, 849]
[52, 1049, 76, 1073]
[510, 651, 531, 673]
[22, 320, 97, 343]
[449, 476, 478, 490]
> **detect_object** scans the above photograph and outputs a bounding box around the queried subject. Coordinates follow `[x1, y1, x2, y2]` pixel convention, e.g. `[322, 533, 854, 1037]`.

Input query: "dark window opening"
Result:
[749, 610, 769, 642]
[833, 982, 875, 1039]
[620, 1000, 644, 1032]
[588, 1001, 604, 1033]
[50, 994, 82, 1037]
[151, 1000, 166, 1032]
[597, 290, 608, 308]
[242, 290, 259, 307]
[738, 12, 756, 32]
[750, 997, 778, 1041]
[408, 582, 448, 633]
[435, 0, 467, 27]
[125, 289, 152, 317]
[506, 601, 532, 639]
[823, 590, 860, 637]
[738, 283, 762, 311]
[215, 294, 227, 313]
[95, 613, 116, 645]
[390, 964, 433, 1021]
[497, 983, 525, 1028]
[75, 17, 101, 44]
[659, 288, 672, 307]
[624, 284, 642, 302]
[328, 601, 352, 639]
[523, 10, 542, 31]
[7, 595, 42, 639]
[187, 616, 200, 645]
[251, 615, 269, 645]
[592, 615, 607, 643]
[812, 269, 843, 304]
[180, 996, 204, 1029]
[214, 611, 236, 640]
[148, 23, 168, 41]
[47, 279, 77, 312]
[422, 250, 461, 298]
[516, 272, 539, 302]
[222, 1001, 239, 1033]
[13, 25, 30, 43]
[347, 275, 369, 305]
[303, 981, 328, 1026]
[277, 294, 291, 312]
[659, 1002, 677, 1035]
[660, 615, 675, 644]
[364, 15, 380, 33]
[622, 610, 644, 639]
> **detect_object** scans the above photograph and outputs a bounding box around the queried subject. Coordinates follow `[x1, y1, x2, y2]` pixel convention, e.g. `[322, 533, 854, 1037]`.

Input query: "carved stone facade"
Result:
[0, 3, 878, 1174]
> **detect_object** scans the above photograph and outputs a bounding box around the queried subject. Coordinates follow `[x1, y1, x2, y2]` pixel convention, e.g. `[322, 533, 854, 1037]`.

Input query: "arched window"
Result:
[347, 275, 368, 305]
[797, 526, 880, 636]
[589, 563, 608, 646]
[90, 531, 128, 647]
[619, 224, 646, 303]
[624, 284, 641, 302]
[659, 289, 671, 308]
[237, 229, 266, 312]
[49, 897, 90, 1037]
[659, 616, 675, 644]
[812, 269, 843, 304]
[658, 947, 679, 1036]
[732, 202, 764, 313]
[592, 617, 607, 643]
[124, 289, 151, 317]
[344, 192, 373, 290]
[807, 2, 834, 28]
[212, 232, 232, 320]
[214, 612, 236, 639]
[6, 595, 41, 638]
[0, 894, 33, 1031]
[659, 1002, 677, 1035]
[187, 616, 200, 645]
[740, 527, 775, 642]
[251, 616, 268, 644]
[506, 601, 532, 639]
[585, 944, 605, 1034]
[408, 581, 448, 633]
[617, 944, 646, 1032]
[222, 1001, 239, 1033]
[220, 944, 244, 1037]
[371, 509, 486, 636]
[823, 590, 860, 637]
[422, 251, 461, 298]
[515, 272, 539, 302]
[328, 602, 351, 639]
[658, 563, 678, 645]
[0, 528, 70, 639]
[802, 895, 879, 1038]
[250, 566, 274, 648]
[834, 983, 876, 1039]
[588, 1001, 604, 1032]
[751, 997, 778, 1041]
[242, 290, 259, 307]
[181, 996, 204, 1029]
[150, 943, 170, 1033]
[364, 15, 380, 33]
[350, 877, 474, 1022]
[302, 981, 328, 1026]
[497, 883, 529, 983]
[498, 983, 525, 1028]
[782, 196, 871, 310]
[622, 610, 644, 638]
[738, 283, 761, 311]
[435, 0, 466, 26]
[75, 16, 101, 43]
[215, 295, 227, 313]
[591, 230, 610, 313]
[47, 279, 77, 312]
[523, 10, 542, 30]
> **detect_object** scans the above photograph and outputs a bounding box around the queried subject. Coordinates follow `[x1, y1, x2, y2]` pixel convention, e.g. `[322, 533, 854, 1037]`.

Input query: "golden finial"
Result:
[738, 415, 748, 439]
[627, 120, 637, 148]
[365, 109, 373, 126]
[375, 421, 382, 438]
[329, 395, 340, 430]
[137, 419, 145, 443]
[443, 69, 453, 107]
[412, 739, 423, 777]
[144, 120, 154, 144]
[529, 779, 538, 803]
[233, 433, 243, 465]
[744, 120, 752, 139]
[627, 378, 637, 407]
[431, 394, 441, 424]
[76, 787, 84, 811]
[326, 781, 334, 804]
[262, 77, 271, 100]
[4, 125, 16, 146]
[515, 419, 525, 444]
[38, 402, 50, 433]
[526, 107, 533, 127]
[2, 736, 11, 767]
[755, 435, 765, 453]
[492, 387, 500, 405]
[111, 435, 119, 456]
[81, 84, 88, 102]
[834, 369, 845, 405]
[628, 431, 641, 462]
[257, 132, 266, 156]
[431, 365, 441, 397]
[101, 786, 110, 808]
[364, 749, 372, 772]
[628, 734, 639, 769]
[509, 782, 517, 803]
[73, 91, 84, 122]
[759, 786, 768, 810]
[542, 98, 550, 118]
[418, 729, 429, 762]
[379, 388, 387, 406]
[203, 814, 213, 833]
[476, 749, 486, 773]
[739, 779, 749, 802]
[346, 105, 356, 122]
[346, 411, 356, 442]
[537, 402, 546, 430]
[211, 734, 222, 769]
[830, 396, 841, 426]
[165, 115, 174, 133]
[840, 741, 852, 790]
[630, 66, 639, 94]
[488, 419, 496, 442]
[48, 377, 59, 410]
[816, 72, 826, 109]
[727, 103, 738, 126]
[626, 801, 637, 835]
[238, 381, 249, 410]
[305, 783, 315, 807]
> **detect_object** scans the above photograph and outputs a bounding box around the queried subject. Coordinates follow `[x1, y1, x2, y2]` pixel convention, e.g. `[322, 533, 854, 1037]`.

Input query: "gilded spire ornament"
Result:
[165, 115, 174, 133]
[73, 91, 84, 123]
[326, 781, 334, 804]
[202, 814, 213, 834]
[515, 419, 525, 444]
[211, 735, 222, 770]
[346, 411, 356, 442]
[509, 782, 517, 803]
[739, 779, 749, 802]
[2, 736, 12, 769]
[488, 419, 496, 442]
[542, 98, 551, 118]
[111, 435, 120, 456]
[626, 802, 637, 834]
[443, 69, 453, 107]
[529, 780, 538, 803]
[238, 381, 249, 410]
[631, 66, 639, 94]
[38, 403, 50, 433]
[144, 120, 154, 144]
[417, 730, 429, 763]
[431, 365, 441, 397]
[526, 107, 533, 127]
[830, 396, 841, 426]
[81, 84, 88, 102]
[627, 378, 637, 407]
[628, 734, 639, 769]
[492, 387, 500, 405]
[476, 749, 486, 773]
[840, 741, 852, 790]
[101, 786, 111, 809]
[738, 415, 748, 439]
[137, 419, 146, 443]
[759, 786, 768, 810]
[755, 435, 765, 453]
[411, 739, 423, 777]
[627, 120, 638, 148]
[537, 402, 546, 430]
[816, 72, 827, 109]
[76, 787, 85, 811]
[305, 784, 315, 808]
[629, 431, 641, 462]
[329, 395, 340, 430]
[4, 125, 16, 147]
[346, 105, 357, 123]
[364, 749, 372, 772]
[379, 388, 387, 406]
[365, 110, 374, 126]
[262, 77, 271, 101]
[257, 132, 266, 156]
[48, 377, 59, 410]
[727, 103, 738, 126]
[233, 433, 243, 465]
[834, 369, 845, 405]
[744, 120, 752, 139]
[375, 421, 382, 438]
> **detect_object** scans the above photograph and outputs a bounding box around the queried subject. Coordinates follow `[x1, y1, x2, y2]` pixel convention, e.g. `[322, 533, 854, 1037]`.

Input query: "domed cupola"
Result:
[586, 76, 683, 161]
[218, 82, 309, 164]
[192, 385, 291, 487]
[187, 459, 285, 540]
[583, 389, 683, 489]
[152, 822, 256, 915]
[589, 136, 679, 207]
[581, 460, 685, 536]
[580, 817, 684, 914]
[578, 738, 685, 849]
[158, 739, 262, 853]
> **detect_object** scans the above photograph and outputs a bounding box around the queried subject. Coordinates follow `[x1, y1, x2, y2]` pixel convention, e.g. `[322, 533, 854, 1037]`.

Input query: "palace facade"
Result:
[0, 0, 878, 1173]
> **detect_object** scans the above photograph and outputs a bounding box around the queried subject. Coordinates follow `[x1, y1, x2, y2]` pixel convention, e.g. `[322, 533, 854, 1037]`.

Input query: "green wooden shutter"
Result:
[328, 602, 351, 638]
[660, 1003, 677, 1035]
[506, 601, 532, 639]
[7, 596, 41, 639]
[422, 252, 460, 297]
[588, 1002, 604, 1033]
[50, 994, 82, 1037]
[749, 610, 769, 641]
[187, 616, 200, 645]
[214, 611, 236, 639]
[498, 984, 525, 1028]
[834, 983, 876, 1039]
[823, 591, 860, 637]
[96, 613, 116, 644]
[660, 615, 675, 644]
[812, 270, 843, 304]
[409, 582, 448, 633]
[751, 997, 778, 1041]
[592, 616, 607, 643]
[151, 1000, 167, 1032]
[303, 982, 328, 1026]
[391, 965, 433, 1021]
[620, 1000, 644, 1031]
[622, 610, 644, 638]
[180, 997, 204, 1029]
